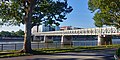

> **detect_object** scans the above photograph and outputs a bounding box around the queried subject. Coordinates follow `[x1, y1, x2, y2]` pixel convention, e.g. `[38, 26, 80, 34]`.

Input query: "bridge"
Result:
[32, 27, 120, 45]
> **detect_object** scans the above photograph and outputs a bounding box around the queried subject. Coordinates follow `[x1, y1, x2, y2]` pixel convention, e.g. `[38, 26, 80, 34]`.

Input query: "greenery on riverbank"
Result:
[116, 48, 120, 58]
[0, 29, 24, 37]
[0, 44, 120, 58]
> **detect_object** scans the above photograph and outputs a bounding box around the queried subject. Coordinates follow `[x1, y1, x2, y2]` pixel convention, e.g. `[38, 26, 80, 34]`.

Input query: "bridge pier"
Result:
[98, 35, 112, 46]
[32, 36, 43, 42]
[61, 35, 73, 45]
[44, 36, 53, 43]
[33, 35, 37, 41]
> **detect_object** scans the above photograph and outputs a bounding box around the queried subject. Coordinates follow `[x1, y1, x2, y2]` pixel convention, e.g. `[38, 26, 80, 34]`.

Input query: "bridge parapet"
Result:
[32, 27, 119, 36]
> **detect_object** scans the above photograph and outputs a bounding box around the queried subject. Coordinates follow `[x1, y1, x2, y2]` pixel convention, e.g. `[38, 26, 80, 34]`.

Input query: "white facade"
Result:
[32, 25, 60, 33]
[32, 26, 38, 33]
[39, 25, 50, 32]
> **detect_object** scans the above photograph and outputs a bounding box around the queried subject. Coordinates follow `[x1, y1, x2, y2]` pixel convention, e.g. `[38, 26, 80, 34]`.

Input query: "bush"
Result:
[116, 48, 120, 58]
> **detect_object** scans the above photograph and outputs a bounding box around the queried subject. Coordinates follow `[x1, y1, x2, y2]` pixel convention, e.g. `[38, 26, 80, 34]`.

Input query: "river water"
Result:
[0, 39, 120, 51]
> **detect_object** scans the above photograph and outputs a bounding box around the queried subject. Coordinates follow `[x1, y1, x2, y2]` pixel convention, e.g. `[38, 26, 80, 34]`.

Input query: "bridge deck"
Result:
[32, 27, 119, 36]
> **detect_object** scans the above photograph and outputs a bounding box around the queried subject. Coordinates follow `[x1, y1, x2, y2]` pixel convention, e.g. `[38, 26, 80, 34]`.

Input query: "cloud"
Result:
[0, 25, 24, 32]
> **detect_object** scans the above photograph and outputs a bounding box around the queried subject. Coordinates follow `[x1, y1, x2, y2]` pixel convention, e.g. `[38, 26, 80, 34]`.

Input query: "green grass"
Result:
[0, 44, 120, 58]
[74, 44, 120, 49]
[35, 48, 75, 54]
[0, 53, 31, 58]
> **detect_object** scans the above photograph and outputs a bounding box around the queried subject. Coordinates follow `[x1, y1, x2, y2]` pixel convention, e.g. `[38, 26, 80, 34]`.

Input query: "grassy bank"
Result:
[0, 44, 120, 58]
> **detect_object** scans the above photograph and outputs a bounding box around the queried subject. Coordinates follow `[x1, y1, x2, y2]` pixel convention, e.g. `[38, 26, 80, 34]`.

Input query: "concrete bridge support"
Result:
[44, 36, 53, 43]
[61, 35, 73, 45]
[33, 35, 39, 41]
[32, 36, 44, 42]
[33, 35, 36, 40]
[98, 35, 112, 46]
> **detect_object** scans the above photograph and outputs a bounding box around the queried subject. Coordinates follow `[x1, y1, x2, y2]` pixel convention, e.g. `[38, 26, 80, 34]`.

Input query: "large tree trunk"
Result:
[20, 0, 35, 53]
[22, 21, 32, 53]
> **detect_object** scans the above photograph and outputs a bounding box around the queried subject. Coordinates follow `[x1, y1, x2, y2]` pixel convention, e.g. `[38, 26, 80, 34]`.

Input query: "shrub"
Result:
[116, 48, 120, 58]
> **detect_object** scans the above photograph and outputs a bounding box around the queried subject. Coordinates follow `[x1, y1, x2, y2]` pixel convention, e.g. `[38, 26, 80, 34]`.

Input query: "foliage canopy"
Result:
[88, 0, 120, 28]
[0, 0, 73, 27]
[0, 29, 24, 37]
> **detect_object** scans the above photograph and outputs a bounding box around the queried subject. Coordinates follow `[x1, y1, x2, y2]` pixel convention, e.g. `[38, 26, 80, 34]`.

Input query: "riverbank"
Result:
[0, 45, 120, 58]
[0, 48, 116, 60]
[0, 39, 120, 51]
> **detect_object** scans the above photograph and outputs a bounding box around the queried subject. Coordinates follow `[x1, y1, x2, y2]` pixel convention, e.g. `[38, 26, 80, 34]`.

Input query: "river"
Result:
[0, 39, 120, 51]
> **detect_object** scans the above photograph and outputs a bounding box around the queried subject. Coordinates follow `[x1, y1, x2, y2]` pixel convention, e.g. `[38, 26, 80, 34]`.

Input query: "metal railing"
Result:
[0, 44, 17, 51]
[33, 27, 119, 36]
[0, 41, 120, 51]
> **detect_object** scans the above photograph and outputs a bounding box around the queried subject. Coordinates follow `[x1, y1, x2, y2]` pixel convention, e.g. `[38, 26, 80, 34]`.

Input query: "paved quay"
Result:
[0, 49, 116, 60]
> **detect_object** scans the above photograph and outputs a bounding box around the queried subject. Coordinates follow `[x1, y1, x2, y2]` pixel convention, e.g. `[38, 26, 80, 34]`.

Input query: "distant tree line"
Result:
[0, 29, 24, 37]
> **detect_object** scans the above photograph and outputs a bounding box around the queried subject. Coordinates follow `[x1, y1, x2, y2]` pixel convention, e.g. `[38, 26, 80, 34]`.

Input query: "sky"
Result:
[0, 0, 96, 32]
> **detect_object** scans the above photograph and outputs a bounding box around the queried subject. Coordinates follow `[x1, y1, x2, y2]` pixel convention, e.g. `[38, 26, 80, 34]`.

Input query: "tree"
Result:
[0, 31, 11, 37]
[0, 30, 24, 37]
[15, 29, 24, 36]
[11, 31, 17, 36]
[0, 0, 73, 53]
[88, 0, 120, 28]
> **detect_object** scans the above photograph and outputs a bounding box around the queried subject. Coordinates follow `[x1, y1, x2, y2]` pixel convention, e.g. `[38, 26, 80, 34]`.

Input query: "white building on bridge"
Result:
[32, 25, 60, 33]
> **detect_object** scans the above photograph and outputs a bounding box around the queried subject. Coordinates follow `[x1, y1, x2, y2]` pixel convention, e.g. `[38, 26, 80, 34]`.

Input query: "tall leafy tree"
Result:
[88, 0, 120, 28]
[0, 0, 73, 53]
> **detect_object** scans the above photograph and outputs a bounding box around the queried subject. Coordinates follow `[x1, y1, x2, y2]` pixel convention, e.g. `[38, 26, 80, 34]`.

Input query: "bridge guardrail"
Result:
[32, 27, 119, 36]
[0, 41, 120, 51]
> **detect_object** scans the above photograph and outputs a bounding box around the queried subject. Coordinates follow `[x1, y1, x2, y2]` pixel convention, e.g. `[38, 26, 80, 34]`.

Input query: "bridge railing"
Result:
[32, 27, 119, 36]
